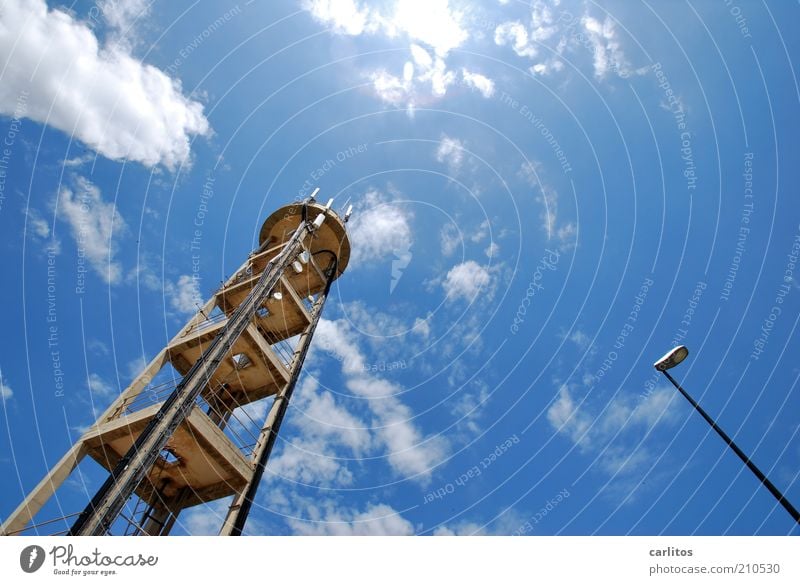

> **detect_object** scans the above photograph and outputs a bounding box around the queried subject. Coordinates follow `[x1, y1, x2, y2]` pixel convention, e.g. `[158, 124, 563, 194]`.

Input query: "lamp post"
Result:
[654, 345, 800, 525]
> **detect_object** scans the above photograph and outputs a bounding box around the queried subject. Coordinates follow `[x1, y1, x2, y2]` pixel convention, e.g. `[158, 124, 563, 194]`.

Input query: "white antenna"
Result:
[309, 187, 320, 202]
[325, 198, 334, 210]
[344, 205, 353, 223]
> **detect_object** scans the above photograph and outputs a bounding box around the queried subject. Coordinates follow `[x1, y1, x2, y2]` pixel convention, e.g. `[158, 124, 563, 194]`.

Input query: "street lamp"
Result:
[654, 345, 800, 525]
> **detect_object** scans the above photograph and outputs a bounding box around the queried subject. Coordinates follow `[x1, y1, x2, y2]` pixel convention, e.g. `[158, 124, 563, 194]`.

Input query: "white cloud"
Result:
[62, 153, 96, 168]
[410, 43, 433, 69]
[556, 222, 577, 250]
[440, 222, 460, 256]
[433, 509, 527, 535]
[100, 0, 149, 29]
[581, 16, 632, 79]
[314, 318, 448, 481]
[567, 329, 591, 351]
[485, 242, 500, 258]
[126, 255, 161, 292]
[287, 501, 415, 535]
[306, 1, 468, 107]
[529, 0, 559, 42]
[58, 176, 126, 284]
[493, 5, 641, 81]
[461, 69, 495, 98]
[530, 59, 564, 76]
[271, 316, 447, 485]
[268, 377, 373, 486]
[181, 498, 229, 536]
[494, 21, 537, 58]
[520, 162, 576, 250]
[424, 57, 457, 97]
[369, 69, 412, 107]
[24, 207, 61, 253]
[26, 210, 51, 239]
[306, 0, 466, 56]
[435, 135, 465, 171]
[433, 522, 485, 535]
[303, 0, 374, 35]
[351, 376, 445, 478]
[269, 440, 356, 486]
[87, 373, 115, 398]
[0, 372, 13, 400]
[368, 51, 456, 110]
[0, 0, 210, 169]
[347, 190, 413, 266]
[547, 385, 678, 476]
[470, 219, 490, 243]
[547, 384, 592, 447]
[442, 260, 491, 302]
[412, 317, 431, 339]
[125, 356, 147, 378]
[99, 0, 151, 48]
[314, 319, 366, 376]
[166, 274, 202, 315]
[449, 379, 490, 435]
[341, 301, 411, 338]
[390, 0, 467, 56]
[295, 383, 372, 453]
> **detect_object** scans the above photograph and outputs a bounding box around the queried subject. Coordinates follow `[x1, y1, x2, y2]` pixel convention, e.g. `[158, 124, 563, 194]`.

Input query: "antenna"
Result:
[344, 205, 353, 223]
[309, 187, 320, 202]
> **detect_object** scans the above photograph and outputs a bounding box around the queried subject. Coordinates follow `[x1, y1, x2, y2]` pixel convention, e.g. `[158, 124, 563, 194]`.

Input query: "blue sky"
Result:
[0, 0, 799, 536]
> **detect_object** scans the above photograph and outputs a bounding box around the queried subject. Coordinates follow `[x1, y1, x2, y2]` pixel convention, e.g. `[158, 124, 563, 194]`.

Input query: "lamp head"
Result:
[654, 345, 689, 371]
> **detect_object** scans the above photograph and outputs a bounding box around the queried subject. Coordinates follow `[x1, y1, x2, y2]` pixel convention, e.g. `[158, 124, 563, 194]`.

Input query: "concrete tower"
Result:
[1, 195, 351, 536]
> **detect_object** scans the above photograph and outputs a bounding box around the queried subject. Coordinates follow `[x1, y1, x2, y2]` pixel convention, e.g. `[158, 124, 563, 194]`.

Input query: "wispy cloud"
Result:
[166, 275, 202, 315]
[492, 2, 644, 81]
[435, 135, 466, 172]
[268, 377, 371, 486]
[0, 369, 13, 400]
[283, 494, 415, 535]
[581, 15, 635, 80]
[519, 161, 576, 251]
[461, 69, 496, 98]
[98, 0, 152, 50]
[87, 373, 116, 399]
[305, 1, 497, 110]
[547, 384, 678, 478]
[24, 207, 60, 253]
[57, 176, 126, 284]
[347, 189, 413, 268]
[305, 0, 467, 56]
[313, 318, 449, 481]
[494, 21, 539, 58]
[442, 260, 492, 303]
[440, 222, 460, 257]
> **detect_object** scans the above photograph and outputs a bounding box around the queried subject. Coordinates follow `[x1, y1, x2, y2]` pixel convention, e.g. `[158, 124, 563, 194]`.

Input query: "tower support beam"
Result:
[3, 198, 350, 537]
[219, 257, 337, 536]
[1, 442, 89, 535]
[68, 212, 321, 536]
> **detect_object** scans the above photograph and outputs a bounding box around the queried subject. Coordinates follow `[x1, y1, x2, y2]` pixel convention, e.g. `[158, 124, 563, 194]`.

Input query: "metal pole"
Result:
[69, 211, 321, 536]
[220, 255, 338, 536]
[661, 370, 800, 525]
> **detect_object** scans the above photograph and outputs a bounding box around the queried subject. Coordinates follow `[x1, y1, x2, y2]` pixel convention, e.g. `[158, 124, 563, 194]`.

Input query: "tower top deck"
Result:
[259, 201, 351, 281]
